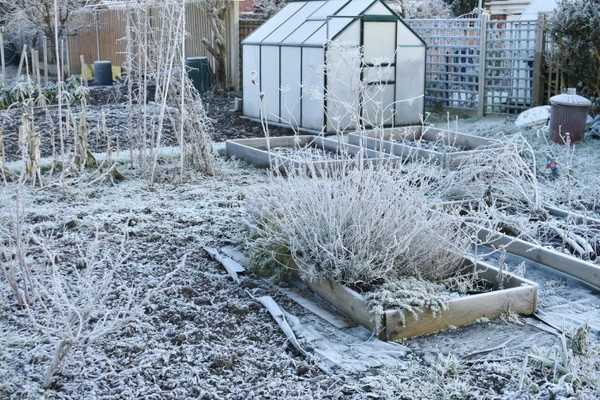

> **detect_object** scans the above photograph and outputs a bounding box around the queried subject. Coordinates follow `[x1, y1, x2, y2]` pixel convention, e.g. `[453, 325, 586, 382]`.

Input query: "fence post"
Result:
[80, 54, 88, 85]
[533, 15, 545, 106]
[43, 36, 49, 86]
[0, 30, 5, 84]
[229, 1, 240, 90]
[32, 48, 40, 84]
[95, 10, 101, 61]
[64, 37, 71, 78]
[477, 12, 488, 118]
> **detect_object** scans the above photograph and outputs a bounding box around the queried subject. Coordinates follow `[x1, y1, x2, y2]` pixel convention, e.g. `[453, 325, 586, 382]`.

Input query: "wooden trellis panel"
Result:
[408, 17, 483, 112]
[484, 19, 540, 114]
[408, 14, 544, 116]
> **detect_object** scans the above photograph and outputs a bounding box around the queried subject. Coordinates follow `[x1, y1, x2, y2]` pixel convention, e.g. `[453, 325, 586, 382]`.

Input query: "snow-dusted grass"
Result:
[247, 162, 470, 285]
[354, 337, 600, 399]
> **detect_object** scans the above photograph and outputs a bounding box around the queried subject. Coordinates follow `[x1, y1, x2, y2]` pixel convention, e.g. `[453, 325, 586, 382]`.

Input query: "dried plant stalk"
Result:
[0, 185, 34, 307]
[0, 127, 13, 183]
[71, 98, 96, 171]
[18, 113, 42, 186]
[125, 0, 216, 183]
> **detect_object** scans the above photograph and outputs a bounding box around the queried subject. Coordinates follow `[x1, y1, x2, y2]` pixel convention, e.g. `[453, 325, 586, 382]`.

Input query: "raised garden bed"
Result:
[437, 201, 600, 290]
[347, 126, 501, 169]
[477, 227, 600, 291]
[304, 257, 537, 341]
[225, 135, 397, 172]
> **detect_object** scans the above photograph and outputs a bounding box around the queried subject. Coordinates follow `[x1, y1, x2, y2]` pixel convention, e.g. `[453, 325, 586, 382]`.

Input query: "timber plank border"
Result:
[347, 126, 502, 169]
[305, 258, 537, 341]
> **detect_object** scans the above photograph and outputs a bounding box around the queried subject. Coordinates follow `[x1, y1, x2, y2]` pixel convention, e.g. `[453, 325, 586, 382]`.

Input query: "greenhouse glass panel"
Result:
[363, 84, 395, 126]
[326, 45, 361, 131]
[243, 2, 305, 44]
[301, 47, 325, 130]
[336, 0, 372, 17]
[260, 46, 280, 120]
[280, 47, 302, 126]
[363, 21, 396, 64]
[262, 1, 326, 44]
[310, 0, 349, 19]
[395, 46, 426, 125]
[283, 20, 325, 45]
[363, 1, 391, 15]
[397, 23, 424, 47]
[242, 45, 261, 118]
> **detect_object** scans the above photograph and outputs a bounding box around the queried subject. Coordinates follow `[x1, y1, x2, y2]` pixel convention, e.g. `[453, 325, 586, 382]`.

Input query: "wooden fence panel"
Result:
[485, 19, 538, 114]
[67, 3, 239, 88]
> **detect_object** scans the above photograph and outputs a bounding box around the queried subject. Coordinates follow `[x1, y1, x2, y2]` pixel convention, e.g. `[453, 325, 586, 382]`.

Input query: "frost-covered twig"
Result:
[124, 0, 216, 182]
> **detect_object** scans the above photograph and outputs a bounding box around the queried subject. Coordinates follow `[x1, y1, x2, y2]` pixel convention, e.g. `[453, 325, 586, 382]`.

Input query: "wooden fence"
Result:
[67, 2, 240, 89]
[408, 16, 484, 113]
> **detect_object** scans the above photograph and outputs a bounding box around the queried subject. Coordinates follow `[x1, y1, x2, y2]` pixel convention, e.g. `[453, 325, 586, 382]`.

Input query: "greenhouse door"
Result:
[361, 19, 397, 127]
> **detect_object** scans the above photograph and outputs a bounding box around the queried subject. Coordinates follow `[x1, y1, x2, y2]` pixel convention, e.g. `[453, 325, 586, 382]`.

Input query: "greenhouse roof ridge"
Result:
[243, 0, 382, 46]
[242, 0, 425, 47]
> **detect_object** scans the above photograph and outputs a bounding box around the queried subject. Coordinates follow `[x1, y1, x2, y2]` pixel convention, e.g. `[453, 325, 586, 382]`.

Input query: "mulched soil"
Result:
[0, 160, 354, 399]
[202, 91, 294, 142]
[0, 89, 292, 163]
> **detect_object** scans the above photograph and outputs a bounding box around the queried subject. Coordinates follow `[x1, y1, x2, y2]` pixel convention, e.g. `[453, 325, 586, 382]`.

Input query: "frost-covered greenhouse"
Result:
[242, 0, 426, 133]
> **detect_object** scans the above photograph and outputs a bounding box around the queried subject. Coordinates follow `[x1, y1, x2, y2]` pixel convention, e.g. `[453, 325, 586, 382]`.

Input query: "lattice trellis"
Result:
[408, 15, 544, 116]
[409, 18, 483, 112]
[485, 19, 539, 114]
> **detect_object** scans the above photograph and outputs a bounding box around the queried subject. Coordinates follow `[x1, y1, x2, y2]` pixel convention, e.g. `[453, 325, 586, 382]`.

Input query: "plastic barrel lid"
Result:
[550, 88, 592, 107]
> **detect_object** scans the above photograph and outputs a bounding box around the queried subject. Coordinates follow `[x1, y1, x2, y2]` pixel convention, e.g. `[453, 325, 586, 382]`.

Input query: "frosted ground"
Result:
[1, 113, 600, 399]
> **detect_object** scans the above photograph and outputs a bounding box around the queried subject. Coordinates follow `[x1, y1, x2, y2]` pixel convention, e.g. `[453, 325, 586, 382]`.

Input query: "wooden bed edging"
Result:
[544, 204, 600, 227]
[477, 227, 600, 291]
[346, 126, 501, 170]
[434, 200, 600, 290]
[225, 135, 398, 170]
[304, 258, 537, 341]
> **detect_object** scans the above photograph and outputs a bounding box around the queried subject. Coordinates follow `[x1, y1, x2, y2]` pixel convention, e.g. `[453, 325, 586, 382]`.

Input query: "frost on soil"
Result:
[0, 156, 599, 399]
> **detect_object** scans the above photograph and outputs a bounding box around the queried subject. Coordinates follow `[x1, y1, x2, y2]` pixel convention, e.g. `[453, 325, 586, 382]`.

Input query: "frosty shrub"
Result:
[441, 139, 541, 211]
[388, 0, 450, 18]
[551, 0, 600, 108]
[448, 0, 480, 17]
[247, 162, 470, 285]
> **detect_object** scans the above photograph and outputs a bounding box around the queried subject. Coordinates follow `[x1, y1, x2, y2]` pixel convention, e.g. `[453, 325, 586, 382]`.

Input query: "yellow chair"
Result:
[112, 66, 122, 80]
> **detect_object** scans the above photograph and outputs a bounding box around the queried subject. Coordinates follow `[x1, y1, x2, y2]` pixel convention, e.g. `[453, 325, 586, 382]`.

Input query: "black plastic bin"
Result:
[185, 57, 214, 93]
[93, 60, 113, 86]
